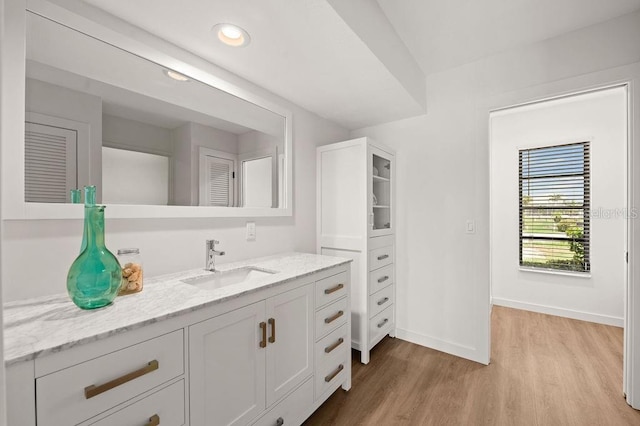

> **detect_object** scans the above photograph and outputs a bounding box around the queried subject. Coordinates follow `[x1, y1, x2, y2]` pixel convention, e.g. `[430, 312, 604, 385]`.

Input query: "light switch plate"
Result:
[246, 221, 256, 241]
[466, 220, 476, 234]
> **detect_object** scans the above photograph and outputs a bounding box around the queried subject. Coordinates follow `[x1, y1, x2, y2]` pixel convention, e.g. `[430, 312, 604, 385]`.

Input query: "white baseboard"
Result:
[492, 297, 624, 327]
[395, 328, 488, 365]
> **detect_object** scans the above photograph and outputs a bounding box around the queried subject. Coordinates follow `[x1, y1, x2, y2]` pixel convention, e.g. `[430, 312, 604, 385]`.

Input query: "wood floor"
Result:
[304, 306, 640, 425]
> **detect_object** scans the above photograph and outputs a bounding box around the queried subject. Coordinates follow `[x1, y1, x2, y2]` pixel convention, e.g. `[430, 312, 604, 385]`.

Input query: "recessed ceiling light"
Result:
[212, 23, 251, 47]
[163, 69, 190, 82]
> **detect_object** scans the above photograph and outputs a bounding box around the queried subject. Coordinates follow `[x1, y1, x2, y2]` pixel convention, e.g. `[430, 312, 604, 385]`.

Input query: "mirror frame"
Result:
[2, 0, 293, 219]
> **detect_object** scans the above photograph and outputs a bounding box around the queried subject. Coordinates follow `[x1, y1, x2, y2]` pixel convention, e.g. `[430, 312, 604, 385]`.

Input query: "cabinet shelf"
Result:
[372, 205, 390, 208]
[372, 175, 390, 182]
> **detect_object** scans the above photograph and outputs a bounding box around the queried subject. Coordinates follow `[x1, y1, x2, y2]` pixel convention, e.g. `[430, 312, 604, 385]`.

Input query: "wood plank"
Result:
[305, 306, 640, 425]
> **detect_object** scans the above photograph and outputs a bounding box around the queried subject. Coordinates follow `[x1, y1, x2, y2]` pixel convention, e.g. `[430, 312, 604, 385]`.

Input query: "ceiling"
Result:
[79, 0, 640, 129]
[377, 0, 640, 75]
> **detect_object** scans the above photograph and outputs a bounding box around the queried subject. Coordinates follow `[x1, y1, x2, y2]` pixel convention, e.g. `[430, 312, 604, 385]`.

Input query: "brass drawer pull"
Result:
[268, 318, 276, 343]
[324, 310, 344, 324]
[377, 276, 389, 283]
[377, 254, 389, 261]
[377, 297, 389, 306]
[276, 417, 284, 426]
[377, 318, 389, 328]
[146, 414, 160, 426]
[324, 283, 344, 295]
[325, 337, 344, 353]
[324, 364, 344, 382]
[260, 321, 267, 348]
[84, 360, 159, 399]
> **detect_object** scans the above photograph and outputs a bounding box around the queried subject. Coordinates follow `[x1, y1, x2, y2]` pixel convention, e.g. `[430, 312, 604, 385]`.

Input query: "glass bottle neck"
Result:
[83, 206, 106, 249]
[84, 185, 96, 207]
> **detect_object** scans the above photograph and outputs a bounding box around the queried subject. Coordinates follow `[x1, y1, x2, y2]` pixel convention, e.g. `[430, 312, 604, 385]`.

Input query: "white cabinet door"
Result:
[189, 302, 266, 426]
[369, 144, 394, 238]
[265, 284, 314, 406]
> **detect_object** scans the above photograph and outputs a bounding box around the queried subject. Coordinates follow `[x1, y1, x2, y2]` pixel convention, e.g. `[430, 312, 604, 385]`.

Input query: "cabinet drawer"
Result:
[37, 330, 184, 426]
[315, 354, 348, 399]
[369, 245, 393, 271]
[369, 264, 393, 295]
[315, 297, 348, 340]
[252, 378, 313, 426]
[368, 285, 394, 319]
[315, 324, 348, 370]
[369, 305, 394, 345]
[315, 272, 348, 309]
[88, 380, 185, 426]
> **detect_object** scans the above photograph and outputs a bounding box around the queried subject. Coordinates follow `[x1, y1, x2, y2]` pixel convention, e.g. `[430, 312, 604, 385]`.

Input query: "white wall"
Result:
[238, 130, 281, 155]
[171, 123, 192, 206]
[351, 10, 640, 365]
[491, 88, 627, 326]
[102, 113, 173, 155]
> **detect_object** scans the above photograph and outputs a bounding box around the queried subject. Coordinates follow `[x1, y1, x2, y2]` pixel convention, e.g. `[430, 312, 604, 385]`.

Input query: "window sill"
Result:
[519, 267, 592, 279]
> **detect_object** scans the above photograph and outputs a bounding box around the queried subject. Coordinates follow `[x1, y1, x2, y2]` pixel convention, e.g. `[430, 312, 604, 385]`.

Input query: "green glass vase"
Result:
[66, 203, 122, 310]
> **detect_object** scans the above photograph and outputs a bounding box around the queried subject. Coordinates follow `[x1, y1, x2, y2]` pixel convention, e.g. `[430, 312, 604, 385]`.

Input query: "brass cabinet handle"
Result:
[276, 417, 284, 426]
[324, 337, 344, 354]
[259, 322, 267, 348]
[324, 310, 344, 324]
[324, 364, 344, 382]
[84, 360, 159, 399]
[377, 254, 389, 261]
[377, 276, 389, 283]
[268, 318, 276, 343]
[324, 283, 344, 295]
[145, 415, 160, 426]
[377, 318, 389, 328]
[377, 297, 389, 306]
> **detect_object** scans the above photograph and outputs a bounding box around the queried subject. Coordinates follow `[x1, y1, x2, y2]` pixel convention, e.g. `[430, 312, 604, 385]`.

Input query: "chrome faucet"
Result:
[206, 240, 226, 272]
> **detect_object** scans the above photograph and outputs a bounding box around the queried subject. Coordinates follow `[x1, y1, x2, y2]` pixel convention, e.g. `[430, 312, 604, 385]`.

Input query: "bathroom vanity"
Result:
[3, 253, 351, 426]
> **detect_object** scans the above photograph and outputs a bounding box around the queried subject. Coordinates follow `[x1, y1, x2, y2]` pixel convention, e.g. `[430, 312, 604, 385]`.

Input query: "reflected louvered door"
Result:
[24, 122, 77, 203]
[202, 155, 235, 206]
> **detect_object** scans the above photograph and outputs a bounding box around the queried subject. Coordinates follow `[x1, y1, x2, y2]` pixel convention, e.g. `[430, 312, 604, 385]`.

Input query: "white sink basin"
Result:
[182, 267, 276, 291]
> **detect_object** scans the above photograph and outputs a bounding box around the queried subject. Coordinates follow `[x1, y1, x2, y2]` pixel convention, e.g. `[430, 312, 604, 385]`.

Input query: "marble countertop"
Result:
[3, 252, 351, 366]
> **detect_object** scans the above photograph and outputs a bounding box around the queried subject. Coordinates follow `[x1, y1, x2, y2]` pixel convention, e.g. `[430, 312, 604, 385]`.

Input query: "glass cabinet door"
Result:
[370, 146, 393, 236]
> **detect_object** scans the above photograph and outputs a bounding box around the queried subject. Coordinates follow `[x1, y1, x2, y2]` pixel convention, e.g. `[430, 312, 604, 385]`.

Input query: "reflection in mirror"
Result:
[25, 12, 286, 208]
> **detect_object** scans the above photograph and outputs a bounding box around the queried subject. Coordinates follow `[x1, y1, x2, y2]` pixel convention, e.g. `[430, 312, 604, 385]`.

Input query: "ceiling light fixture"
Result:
[164, 69, 190, 82]
[212, 23, 251, 47]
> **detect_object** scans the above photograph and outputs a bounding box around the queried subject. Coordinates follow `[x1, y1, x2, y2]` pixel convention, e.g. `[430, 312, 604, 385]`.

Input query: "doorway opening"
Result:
[489, 85, 629, 398]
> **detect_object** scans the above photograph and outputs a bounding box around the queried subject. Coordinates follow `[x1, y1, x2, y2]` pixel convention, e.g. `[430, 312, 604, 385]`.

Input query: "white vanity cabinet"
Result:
[7, 325, 188, 426]
[317, 137, 396, 364]
[5, 258, 351, 426]
[189, 284, 314, 426]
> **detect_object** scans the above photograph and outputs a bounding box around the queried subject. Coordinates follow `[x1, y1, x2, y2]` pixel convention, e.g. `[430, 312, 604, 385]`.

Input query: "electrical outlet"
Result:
[246, 221, 256, 241]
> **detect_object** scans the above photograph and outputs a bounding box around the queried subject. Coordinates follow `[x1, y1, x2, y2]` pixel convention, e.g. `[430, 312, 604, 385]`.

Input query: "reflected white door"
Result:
[200, 155, 235, 206]
[242, 157, 272, 208]
[24, 122, 77, 203]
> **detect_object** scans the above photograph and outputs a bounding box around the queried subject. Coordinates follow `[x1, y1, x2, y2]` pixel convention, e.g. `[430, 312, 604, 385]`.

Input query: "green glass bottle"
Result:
[66, 199, 122, 310]
[70, 189, 81, 204]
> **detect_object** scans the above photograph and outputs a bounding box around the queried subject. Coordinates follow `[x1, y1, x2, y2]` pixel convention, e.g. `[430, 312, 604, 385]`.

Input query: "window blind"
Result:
[519, 142, 590, 272]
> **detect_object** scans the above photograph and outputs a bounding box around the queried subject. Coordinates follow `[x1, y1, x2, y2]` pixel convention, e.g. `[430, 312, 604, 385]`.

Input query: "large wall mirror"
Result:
[4, 7, 292, 219]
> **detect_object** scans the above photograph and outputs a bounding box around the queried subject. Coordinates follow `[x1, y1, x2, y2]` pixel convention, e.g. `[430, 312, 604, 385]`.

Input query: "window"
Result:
[519, 142, 590, 272]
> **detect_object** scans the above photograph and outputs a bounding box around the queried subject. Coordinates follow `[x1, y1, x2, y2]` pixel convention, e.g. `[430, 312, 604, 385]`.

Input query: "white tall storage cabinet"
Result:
[317, 137, 395, 364]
